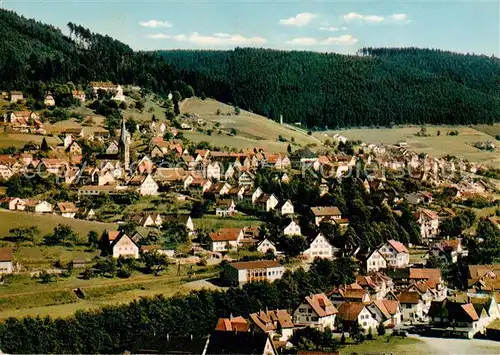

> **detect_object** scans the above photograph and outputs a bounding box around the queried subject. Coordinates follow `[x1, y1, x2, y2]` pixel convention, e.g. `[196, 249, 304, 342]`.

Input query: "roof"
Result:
[337, 302, 366, 321]
[397, 291, 421, 304]
[205, 330, 272, 355]
[418, 208, 439, 220]
[249, 309, 294, 332]
[228, 260, 282, 270]
[108, 231, 121, 241]
[215, 199, 234, 208]
[304, 293, 338, 317]
[56, 202, 78, 213]
[428, 299, 479, 322]
[409, 268, 441, 283]
[311, 206, 342, 217]
[209, 228, 242, 242]
[215, 316, 250, 332]
[0, 247, 13, 262]
[386, 239, 409, 253]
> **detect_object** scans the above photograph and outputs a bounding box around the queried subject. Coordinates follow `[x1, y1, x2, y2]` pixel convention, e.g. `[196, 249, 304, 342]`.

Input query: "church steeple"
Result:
[118, 117, 130, 173]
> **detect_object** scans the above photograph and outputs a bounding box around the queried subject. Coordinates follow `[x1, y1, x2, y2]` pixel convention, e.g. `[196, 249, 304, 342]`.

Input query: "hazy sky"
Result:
[4, 0, 500, 55]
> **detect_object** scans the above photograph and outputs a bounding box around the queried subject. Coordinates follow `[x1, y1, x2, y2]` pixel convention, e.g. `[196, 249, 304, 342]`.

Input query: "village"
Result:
[0, 84, 499, 355]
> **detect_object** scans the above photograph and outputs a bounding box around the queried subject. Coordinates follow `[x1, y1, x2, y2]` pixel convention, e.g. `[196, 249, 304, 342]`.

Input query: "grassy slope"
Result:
[181, 98, 319, 151]
[319, 125, 500, 167]
[0, 210, 117, 239]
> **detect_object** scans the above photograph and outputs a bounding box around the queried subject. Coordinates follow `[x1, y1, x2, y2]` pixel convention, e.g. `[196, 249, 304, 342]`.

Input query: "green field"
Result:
[193, 214, 262, 230]
[320, 125, 500, 167]
[181, 98, 319, 151]
[0, 210, 117, 239]
[0, 132, 62, 148]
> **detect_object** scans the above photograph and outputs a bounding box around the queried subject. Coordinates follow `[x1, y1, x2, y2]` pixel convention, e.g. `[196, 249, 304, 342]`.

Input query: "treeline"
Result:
[0, 258, 355, 354]
[159, 47, 500, 128]
[0, 9, 181, 94]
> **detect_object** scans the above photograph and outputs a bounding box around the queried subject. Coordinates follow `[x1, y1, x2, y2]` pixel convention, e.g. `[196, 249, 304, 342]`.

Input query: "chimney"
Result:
[190, 334, 193, 340]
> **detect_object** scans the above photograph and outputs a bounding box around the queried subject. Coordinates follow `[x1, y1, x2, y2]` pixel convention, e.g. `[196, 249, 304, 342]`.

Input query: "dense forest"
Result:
[0, 9, 181, 94]
[159, 48, 500, 128]
[1, 7, 499, 128]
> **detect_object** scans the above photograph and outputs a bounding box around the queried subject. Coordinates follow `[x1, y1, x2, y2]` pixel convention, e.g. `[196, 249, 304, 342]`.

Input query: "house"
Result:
[208, 228, 244, 252]
[358, 249, 387, 273]
[397, 291, 426, 321]
[356, 273, 394, 300]
[106, 140, 119, 154]
[206, 162, 221, 180]
[0, 197, 23, 210]
[44, 94, 56, 107]
[467, 264, 500, 294]
[108, 232, 139, 259]
[24, 199, 53, 213]
[215, 199, 237, 217]
[130, 212, 163, 227]
[254, 194, 279, 212]
[428, 296, 499, 338]
[277, 200, 294, 216]
[224, 260, 285, 285]
[283, 219, 301, 236]
[54, 202, 78, 219]
[327, 284, 371, 307]
[302, 233, 334, 261]
[249, 309, 294, 341]
[293, 293, 338, 331]
[416, 208, 440, 241]
[0, 247, 14, 274]
[215, 315, 250, 332]
[163, 214, 195, 233]
[238, 171, 255, 186]
[89, 81, 125, 101]
[72, 90, 86, 103]
[337, 302, 379, 332]
[206, 330, 277, 355]
[368, 300, 403, 327]
[10, 91, 23, 102]
[257, 239, 277, 254]
[426, 239, 467, 264]
[128, 174, 159, 196]
[67, 141, 82, 155]
[378, 240, 410, 269]
[310, 206, 342, 226]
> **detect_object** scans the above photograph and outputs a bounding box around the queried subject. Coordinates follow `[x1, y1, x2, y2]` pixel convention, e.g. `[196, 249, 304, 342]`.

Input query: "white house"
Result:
[283, 220, 301, 236]
[293, 293, 338, 331]
[257, 239, 277, 254]
[378, 240, 410, 269]
[208, 228, 244, 252]
[24, 199, 53, 213]
[310, 206, 342, 226]
[0, 247, 14, 274]
[106, 140, 119, 154]
[254, 193, 279, 212]
[109, 232, 139, 259]
[130, 212, 162, 228]
[398, 291, 426, 321]
[215, 199, 237, 217]
[360, 249, 387, 273]
[249, 309, 294, 341]
[426, 239, 467, 264]
[367, 300, 403, 327]
[416, 208, 440, 241]
[89, 81, 125, 101]
[302, 233, 334, 261]
[54, 202, 78, 219]
[128, 174, 159, 196]
[337, 302, 379, 332]
[206, 162, 221, 180]
[224, 260, 285, 285]
[277, 200, 294, 216]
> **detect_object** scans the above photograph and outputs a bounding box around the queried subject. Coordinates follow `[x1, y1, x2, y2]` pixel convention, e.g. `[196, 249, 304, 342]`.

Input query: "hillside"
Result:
[159, 48, 500, 129]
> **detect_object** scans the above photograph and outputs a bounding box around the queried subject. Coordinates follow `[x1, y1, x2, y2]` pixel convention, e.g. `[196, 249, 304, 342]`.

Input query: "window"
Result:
[311, 317, 318, 321]
[299, 308, 306, 313]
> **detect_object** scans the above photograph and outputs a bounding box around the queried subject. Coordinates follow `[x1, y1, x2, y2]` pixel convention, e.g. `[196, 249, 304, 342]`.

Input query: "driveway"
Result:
[409, 335, 499, 354]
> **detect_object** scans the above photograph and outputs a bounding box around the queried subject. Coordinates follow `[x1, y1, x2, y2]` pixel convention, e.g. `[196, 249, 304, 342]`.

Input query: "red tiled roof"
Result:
[337, 302, 365, 321]
[387, 239, 409, 253]
[215, 316, 250, 332]
[461, 303, 479, 321]
[305, 293, 338, 317]
[209, 228, 242, 242]
[108, 231, 120, 241]
[397, 291, 421, 304]
[228, 260, 282, 270]
[311, 206, 342, 217]
[409, 268, 441, 283]
[0, 247, 13, 262]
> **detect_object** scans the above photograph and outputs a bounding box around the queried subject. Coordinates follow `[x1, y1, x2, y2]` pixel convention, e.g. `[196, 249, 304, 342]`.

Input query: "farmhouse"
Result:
[208, 228, 244, 252]
[293, 293, 338, 331]
[128, 174, 159, 196]
[224, 260, 285, 285]
[54, 202, 79, 219]
[302, 233, 334, 261]
[107, 232, 139, 259]
[0, 247, 14, 274]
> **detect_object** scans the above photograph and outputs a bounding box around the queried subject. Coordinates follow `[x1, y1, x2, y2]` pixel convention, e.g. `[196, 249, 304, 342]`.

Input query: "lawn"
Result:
[340, 335, 428, 355]
[0, 266, 218, 320]
[0, 210, 117, 240]
[320, 125, 500, 167]
[0, 132, 62, 148]
[181, 98, 319, 149]
[193, 214, 262, 230]
[13, 245, 100, 268]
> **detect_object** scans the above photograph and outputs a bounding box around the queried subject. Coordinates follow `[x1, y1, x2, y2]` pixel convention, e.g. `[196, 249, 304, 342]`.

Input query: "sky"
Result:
[4, 0, 500, 56]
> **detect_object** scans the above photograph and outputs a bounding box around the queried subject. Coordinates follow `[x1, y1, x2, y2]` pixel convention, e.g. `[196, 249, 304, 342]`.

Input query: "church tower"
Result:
[119, 117, 130, 173]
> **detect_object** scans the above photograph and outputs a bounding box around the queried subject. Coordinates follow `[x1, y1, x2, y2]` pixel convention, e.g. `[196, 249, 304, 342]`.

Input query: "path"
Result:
[409, 335, 500, 354]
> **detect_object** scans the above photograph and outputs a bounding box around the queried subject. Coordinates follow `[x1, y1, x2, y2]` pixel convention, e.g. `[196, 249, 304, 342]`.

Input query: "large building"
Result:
[224, 260, 285, 285]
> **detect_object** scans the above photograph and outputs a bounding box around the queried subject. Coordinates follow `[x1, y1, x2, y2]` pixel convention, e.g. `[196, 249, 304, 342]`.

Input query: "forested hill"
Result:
[159, 48, 500, 128]
[0, 9, 182, 94]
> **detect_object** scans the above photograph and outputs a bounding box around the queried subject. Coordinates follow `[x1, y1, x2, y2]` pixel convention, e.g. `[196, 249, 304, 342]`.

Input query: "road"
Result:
[409, 335, 499, 354]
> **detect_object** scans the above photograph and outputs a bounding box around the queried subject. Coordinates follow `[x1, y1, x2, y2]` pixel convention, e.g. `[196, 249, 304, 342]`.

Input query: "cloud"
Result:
[140, 20, 173, 28]
[286, 34, 359, 46]
[147, 32, 267, 46]
[319, 26, 339, 32]
[389, 13, 408, 22]
[279, 13, 317, 27]
[344, 12, 384, 23]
